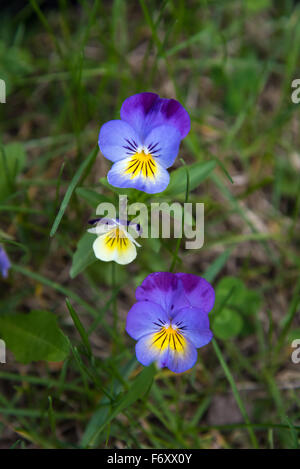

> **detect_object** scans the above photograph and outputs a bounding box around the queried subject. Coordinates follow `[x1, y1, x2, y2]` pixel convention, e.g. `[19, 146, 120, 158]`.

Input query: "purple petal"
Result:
[144, 125, 181, 168]
[120, 92, 159, 138]
[107, 158, 170, 194]
[173, 307, 213, 349]
[98, 119, 141, 163]
[0, 246, 10, 278]
[120, 93, 191, 140]
[126, 300, 169, 341]
[175, 273, 215, 314]
[135, 272, 190, 315]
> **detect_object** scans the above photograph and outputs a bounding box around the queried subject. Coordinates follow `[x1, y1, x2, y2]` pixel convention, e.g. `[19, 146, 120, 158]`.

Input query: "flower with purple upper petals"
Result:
[0, 246, 10, 278]
[126, 272, 214, 373]
[99, 92, 191, 194]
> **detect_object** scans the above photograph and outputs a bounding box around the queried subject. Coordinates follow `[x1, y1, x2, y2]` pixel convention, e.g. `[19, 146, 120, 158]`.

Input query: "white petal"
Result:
[92, 229, 138, 265]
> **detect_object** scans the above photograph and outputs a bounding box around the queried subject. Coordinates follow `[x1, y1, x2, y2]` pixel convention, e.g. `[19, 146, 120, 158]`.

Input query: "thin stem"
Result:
[112, 262, 118, 342]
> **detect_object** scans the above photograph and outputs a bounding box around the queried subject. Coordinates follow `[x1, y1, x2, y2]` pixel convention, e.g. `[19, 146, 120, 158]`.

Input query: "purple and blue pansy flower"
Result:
[0, 246, 10, 278]
[99, 92, 191, 194]
[126, 272, 214, 373]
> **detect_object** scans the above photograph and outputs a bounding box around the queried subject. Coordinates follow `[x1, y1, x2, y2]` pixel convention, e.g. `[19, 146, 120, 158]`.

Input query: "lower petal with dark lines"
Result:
[107, 157, 170, 194]
[135, 330, 198, 373]
[164, 337, 197, 373]
[92, 228, 137, 265]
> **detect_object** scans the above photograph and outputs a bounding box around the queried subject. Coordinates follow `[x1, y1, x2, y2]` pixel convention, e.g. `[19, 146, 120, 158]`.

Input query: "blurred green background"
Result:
[0, 0, 300, 449]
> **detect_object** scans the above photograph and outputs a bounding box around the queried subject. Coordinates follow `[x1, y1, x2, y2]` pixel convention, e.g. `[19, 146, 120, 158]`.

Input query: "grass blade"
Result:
[50, 146, 98, 237]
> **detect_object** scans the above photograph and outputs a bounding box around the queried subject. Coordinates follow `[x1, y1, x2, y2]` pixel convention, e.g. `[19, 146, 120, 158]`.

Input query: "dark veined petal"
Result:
[135, 332, 198, 373]
[107, 157, 170, 194]
[175, 273, 215, 314]
[164, 338, 198, 373]
[92, 227, 137, 265]
[126, 300, 169, 341]
[144, 125, 181, 169]
[135, 272, 190, 315]
[98, 119, 141, 163]
[120, 92, 191, 140]
[172, 306, 213, 349]
[135, 333, 170, 367]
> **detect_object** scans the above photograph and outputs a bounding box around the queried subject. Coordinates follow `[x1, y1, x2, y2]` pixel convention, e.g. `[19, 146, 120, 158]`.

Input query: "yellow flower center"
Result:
[105, 228, 129, 251]
[152, 325, 186, 353]
[124, 150, 157, 179]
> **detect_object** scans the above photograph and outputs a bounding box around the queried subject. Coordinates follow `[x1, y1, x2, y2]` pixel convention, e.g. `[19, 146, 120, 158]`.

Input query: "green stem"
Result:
[112, 262, 118, 349]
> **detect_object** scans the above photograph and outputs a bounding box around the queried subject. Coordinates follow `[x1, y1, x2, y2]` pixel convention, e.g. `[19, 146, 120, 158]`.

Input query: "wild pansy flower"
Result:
[126, 272, 214, 373]
[88, 218, 141, 265]
[0, 246, 10, 278]
[99, 92, 190, 194]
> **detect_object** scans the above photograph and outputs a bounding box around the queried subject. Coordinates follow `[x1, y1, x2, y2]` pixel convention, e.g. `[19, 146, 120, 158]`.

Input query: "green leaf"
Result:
[81, 357, 137, 448]
[212, 307, 244, 340]
[86, 364, 156, 447]
[287, 328, 300, 343]
[50, 145, 98, 237]
[70, 232, 96, 279]
[112, 364, 155, 414]
[0, 143, 26, 201]
[212, 276, 262, 339]
[163, 160, 216, 196]
[215, 277, 246, 308]
[65, 299, 92, 356]
[215, 276, 262, 316]
[246, 0, 271, 13]
[0, 310, 69, 364]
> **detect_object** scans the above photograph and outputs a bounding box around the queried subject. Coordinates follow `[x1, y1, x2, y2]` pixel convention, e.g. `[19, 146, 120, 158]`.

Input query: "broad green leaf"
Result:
[242, 290, 262, 316]
[212, 307, 244, 340]
[163, 160, 216, 196]
[215, 277, 246, 309]
[111, 364, 155, 414]
[0, 143, 26, 201]
[215, 276, 262, 316]
[0, 310, 69, 364]
[70, 232, 96, 279]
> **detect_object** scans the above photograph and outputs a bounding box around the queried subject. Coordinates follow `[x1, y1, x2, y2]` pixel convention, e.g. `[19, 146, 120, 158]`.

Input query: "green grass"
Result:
[0, 0, 300, 449]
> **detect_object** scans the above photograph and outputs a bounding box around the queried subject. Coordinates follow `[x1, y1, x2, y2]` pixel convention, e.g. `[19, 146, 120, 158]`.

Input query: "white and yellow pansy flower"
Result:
[87, 218, 141, 265]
